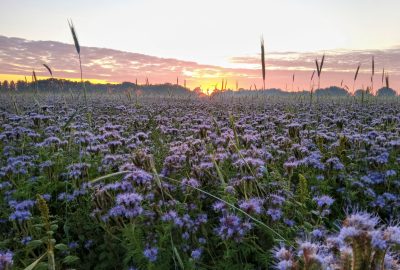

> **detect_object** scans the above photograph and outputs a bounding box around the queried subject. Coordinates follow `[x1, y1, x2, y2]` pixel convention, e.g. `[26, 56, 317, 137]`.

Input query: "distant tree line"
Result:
[0, 78, 194, 96]
[0, 78, 397, 97]
[212, 86, 397, 97]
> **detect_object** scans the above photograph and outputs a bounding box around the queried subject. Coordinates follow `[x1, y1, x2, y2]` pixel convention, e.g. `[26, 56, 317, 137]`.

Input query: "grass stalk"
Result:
[68, 19, 87, 109]
[260, 36, 266, 91]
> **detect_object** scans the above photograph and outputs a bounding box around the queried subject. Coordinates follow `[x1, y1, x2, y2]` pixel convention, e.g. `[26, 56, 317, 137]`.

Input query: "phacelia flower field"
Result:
[0, 94, 399, 270]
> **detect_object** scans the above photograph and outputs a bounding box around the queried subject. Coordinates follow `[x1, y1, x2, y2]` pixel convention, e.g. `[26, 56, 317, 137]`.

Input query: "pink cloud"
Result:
[0, 35, 399, 91]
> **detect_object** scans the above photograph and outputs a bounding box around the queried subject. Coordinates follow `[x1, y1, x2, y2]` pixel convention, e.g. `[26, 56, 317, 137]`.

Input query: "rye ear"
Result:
[261, 36, 266, 90]
[43, 64, 53, 77]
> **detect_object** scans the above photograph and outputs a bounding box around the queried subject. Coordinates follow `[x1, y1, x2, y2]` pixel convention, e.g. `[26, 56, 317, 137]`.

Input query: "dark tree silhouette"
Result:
[2, 80, 9, 91]
[314, 86, 349, 96]
[376, 87, 396, 96]
[354, 89, 372, 97]
[9, 81, 16, 91]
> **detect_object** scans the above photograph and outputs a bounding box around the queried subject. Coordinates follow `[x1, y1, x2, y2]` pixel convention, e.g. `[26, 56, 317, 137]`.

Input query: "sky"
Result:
[0, 0, 399, 92]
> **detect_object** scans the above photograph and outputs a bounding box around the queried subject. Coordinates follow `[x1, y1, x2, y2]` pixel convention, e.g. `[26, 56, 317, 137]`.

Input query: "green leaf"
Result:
[172, 246, 184, 270]
[23, 252, 47, 270]
[212, 158, 225, 185]
[63, 255, 80, 265]
[55, 243, 68, 251]
[27, 240, 43, 249]
[35, 262, 49, 270]
[303, 222, 313, 230]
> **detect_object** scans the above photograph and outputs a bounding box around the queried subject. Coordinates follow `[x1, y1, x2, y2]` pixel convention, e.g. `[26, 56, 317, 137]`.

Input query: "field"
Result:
[0, 93, 400, 269]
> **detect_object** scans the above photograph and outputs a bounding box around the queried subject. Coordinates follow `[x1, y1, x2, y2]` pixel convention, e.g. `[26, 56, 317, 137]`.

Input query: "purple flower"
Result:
[311, 229, 324, 239]
[385, 170, 396, 177]
[326, 157, 345, 170]
[108, 204, 143, 219]
[143, 247, 158, 262]
[270, 194, 286, 206]
[384, 226, 400, 244]
[344, 211, 379, 230]
[214, 214, 252, 242]
[57, 192, 75, 202]
[276, 260, 293, 270]
[66, 163, 91, 180]
[105, 190, 145, 219]
[375, 152, 389, 164]
[9, 199, 35, 210]
[68, 242, 79, 249]
[9, 199, 35, 221]
[38, 136, 65, 147]
[224, 185, 236, 195]
[198, 237, 206, 244]
[84, 240, 94, 250]
[0, 250, 13, 269]
[301, 152, 325, 170]
[42, 194, 52, 201]
[371, 230, 387, 249]
[0, 181, 12, 190]
[191, 248, 202, 260]
[274, 246, 292, 261]
[284, 160, 300, 171]
[123, 169, 153, 187]
[161, 210, 180, 224]
[181, 178, 200, 189]
[39, 160, 54, 171]
[239, 198, 263, 214]
[313, 195, 334, 208]
[182, 231, 190, 240]
[361, 172, 385, 185]
[267, 208, 282, 221]
[2, 155, 35, 175]
[116, 192, 143, 206]
[339, 226, 360, 240]
[233, 157, 264, 170]
[284, 219, 295, 227]
[21, 236, 32, 245]
[212, 201, 227, 213]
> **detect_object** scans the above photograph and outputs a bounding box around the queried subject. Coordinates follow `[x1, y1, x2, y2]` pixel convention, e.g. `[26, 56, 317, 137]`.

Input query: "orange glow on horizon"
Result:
[187, 78, 241, 95]
[1, 71, 399, 95]
[0, 73, 239, 94]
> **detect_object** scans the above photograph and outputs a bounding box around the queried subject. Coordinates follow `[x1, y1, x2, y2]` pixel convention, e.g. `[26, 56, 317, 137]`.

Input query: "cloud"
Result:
[230, 48, 400, 73]
[0, 35, 399, 91]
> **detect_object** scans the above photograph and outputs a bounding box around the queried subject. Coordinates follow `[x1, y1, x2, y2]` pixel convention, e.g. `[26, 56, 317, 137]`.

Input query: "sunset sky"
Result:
[0, 0, 399, 92]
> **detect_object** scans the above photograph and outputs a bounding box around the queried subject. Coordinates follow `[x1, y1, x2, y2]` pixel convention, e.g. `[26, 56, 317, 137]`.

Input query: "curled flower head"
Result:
[239, 198, 263, 215]
[181, 178, 200, 189]
[313, 195, 334, 208]
[384, 225, 400, 244]
[274, 246, 293, 261]
[343, 211, 379, 231]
